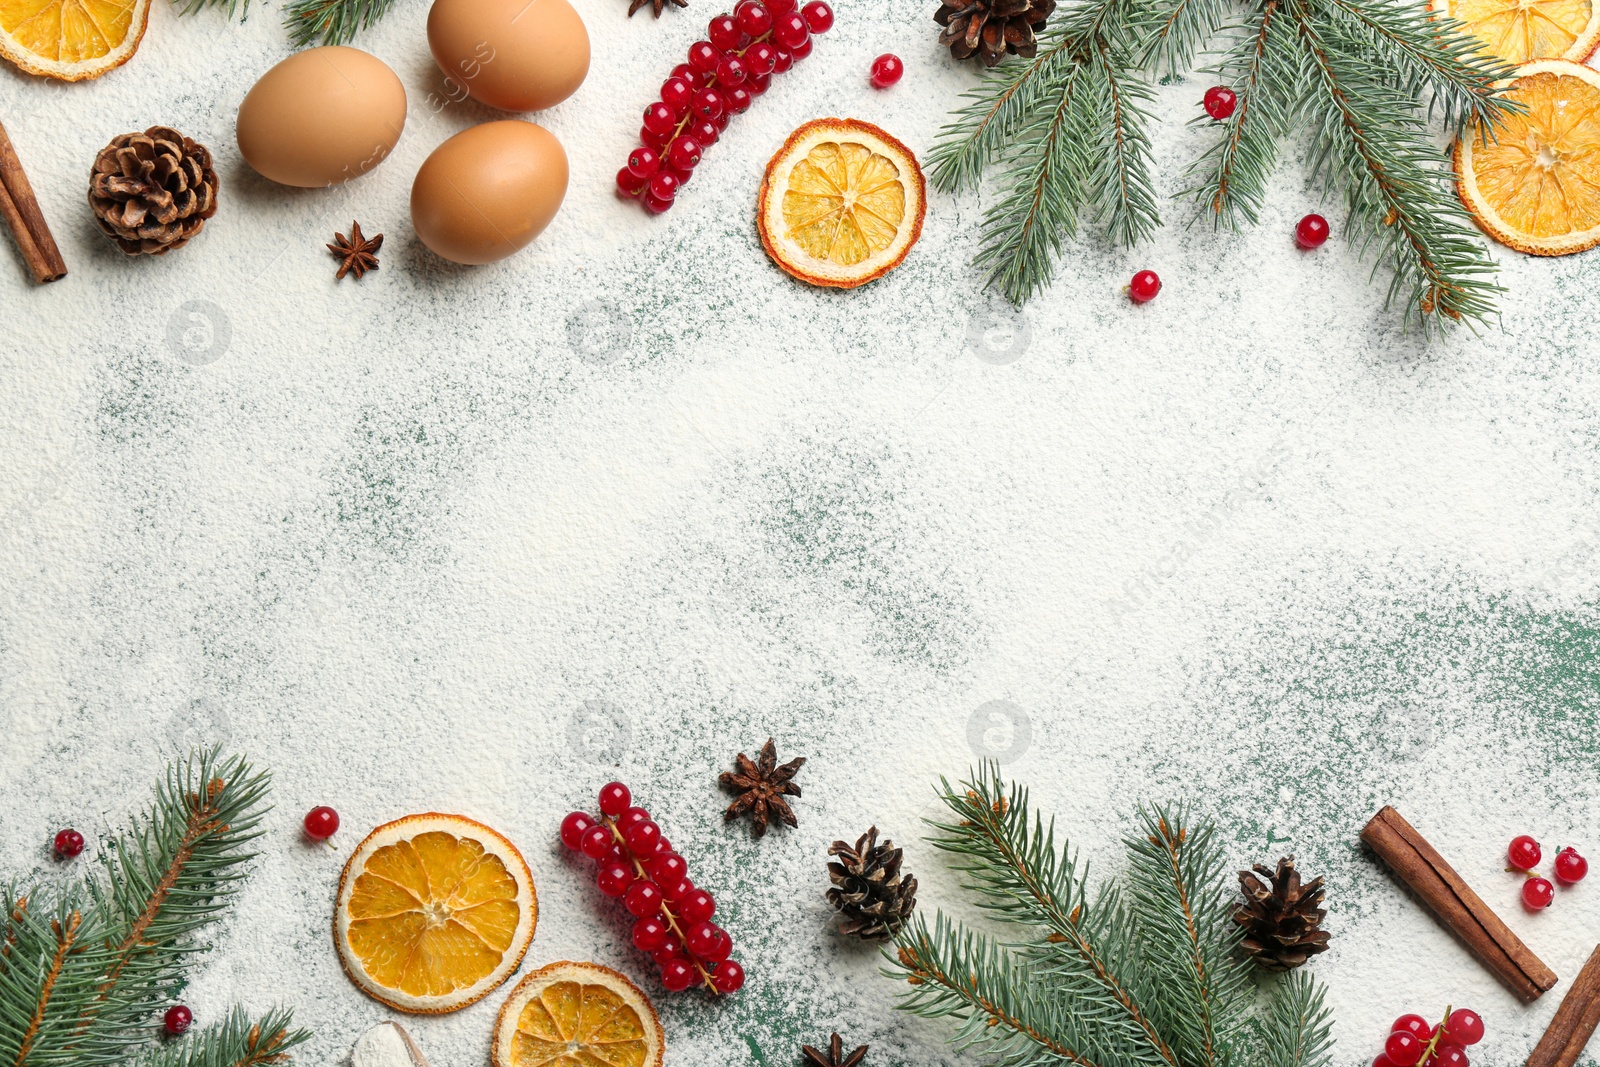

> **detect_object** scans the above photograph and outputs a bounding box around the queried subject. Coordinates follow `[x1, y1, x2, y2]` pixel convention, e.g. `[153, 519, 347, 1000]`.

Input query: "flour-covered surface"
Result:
[3, 0, 1600, 1063]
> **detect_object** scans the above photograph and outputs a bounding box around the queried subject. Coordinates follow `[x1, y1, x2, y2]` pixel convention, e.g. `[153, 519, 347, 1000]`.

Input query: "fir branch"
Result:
[133, 1008, 308, 1067]
[166, 0, 251, 23]
[11, 910, 83, 1067]
[1085, 41, 1161, 247]
[1256, 971, 1334, 1067]
[281, 0, 398, 48]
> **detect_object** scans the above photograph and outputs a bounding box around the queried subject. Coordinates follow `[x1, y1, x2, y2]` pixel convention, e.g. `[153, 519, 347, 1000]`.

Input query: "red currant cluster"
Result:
[1376, 1008, 1484, 1067]
[617, 0, 835, 213]
[1508, 835, 1587, 910]
[561, 782, 745, 995]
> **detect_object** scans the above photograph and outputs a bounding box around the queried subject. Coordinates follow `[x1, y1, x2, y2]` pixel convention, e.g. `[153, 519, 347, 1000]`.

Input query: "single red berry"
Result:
[685, 920, 721, 957]
[667, 138, 701, 172]
[701, 928, 733, 963]
[1203, 85, 1237, 120]
[708, 14, 742, 50]
[788, 34, 813, 59]
[654, 836, 673, 855]
[670, 62, 708, 89]
[1391, 1015, 1431, 1039]
[163, 1005, 193, 1036]
[774, 12, 809, 48]
[1385, 1031, 1424, 1067]
[1427, 1044, 1469, 1067]
[597, 862, 635, 897]
[689, 119, 720, 148]
[632, 915, 669, 951]
[736, 0, 772, 35]
[560, 811, 594, 849]
[801, 0, 832, 31]
[1129, 270, 1161, 303]
[870, 53, 903, 88]
[691, 88, 725, 120]
[745, 42, 778, 74]
[626, 148, 660, 179]
[1295, 213, 1329, 249]
[579, 824, 614, 859]
[303, 806, 340, 840]
[643, 192, 674, 214]
[1444, 1009, 1485, 1046]
[53, 829, 85, 859]
[716, 55, 747, 86]
[650, 852, 688, 886]
[660, 957, 697, 991]
[712, 109, 732, 132]
[643, 103, 677, 137]
[639, 124, 671, 151]
[598, 783, 631, 816]
[747, 70, 773, 94]
[1509, 835, 1542, 871]
[679, 887, 716, 923]
[1555, 848, 1588, 884]
[1523, 876, 1555, 910]
[660, 77, 693, 114]
[651, 933, 684, 964]
[724, 86, 753, 115]
[771, 48, 794, 73]
[625, 880, 664, 918]
[687, 41, 721, 73]
[712, 959, 745, 993]
[661, 876, 693, 900]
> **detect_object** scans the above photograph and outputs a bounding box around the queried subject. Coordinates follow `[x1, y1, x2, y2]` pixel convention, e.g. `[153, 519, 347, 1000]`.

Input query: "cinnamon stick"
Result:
[1361, 806, 1557, 1002]
[0, 119, 67, 283]
[1527, 946, 1600, 1067]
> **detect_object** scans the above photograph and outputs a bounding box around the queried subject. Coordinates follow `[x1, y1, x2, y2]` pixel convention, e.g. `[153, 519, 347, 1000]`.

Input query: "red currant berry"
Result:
[660, 77, 693, 115]
[788, 34, 813, 59]
[1523, 875, 1555, 910]
[679, 887, 716, 923]
[53, 829, 84, 859]
[560, 811, 594, 848]
[1555, 848, 1588, 884]
[689, 119, 720, 148]
[691, 88, 725, 120]
[769, 0, 796, 12]
[724, 86, 753, 115]
[1391, 1015, 1430, 1039]
[801, 0, 832, 31]
[771, 48, 794, 73]
[601, 842, 629, 865]
[597, 862, 635, 897]
[642, 103, 676, 136]
[685, 920, 721, 957]
[670, 62, 707, 89]
[640, 124, 671, 151]
[643, 192, 674, 214]
[627, 149, 660, 179]
[163, 1005, 193, 1036]
[660, 957, 696, 991]
[688, 41, 721, 72]
[1129, 269, 1161, 303]
[1427, 1044, 1469, 1067]
[745, 42, 778, 74]
[666, 138, 701, 173]
[303, 806, 340, 840]
[736, 0, 772, 34]
[1295, 213, 1329, 249]
[712, 109, 732, 132]
[708, 14, 742, 50]
[632, 915, 668, 952]
[701, 928, 733, 963]
[716, 56, 747, 86]
[712, 959, 745, 993]
[598, 783, 631, 816]
[870, 53, 903, 88]
[774, 12, 809, 47]
[654, 836, 672, 854]
[661, 877, 693, 901]
[1385, 1031, 1424, 1067]
[650, 852, 688, 885]
[648, 172, 681, 201]
[625, 880, 664, 917]
[747, 70, 772, 94]
[579, 824, 614, 859]
[1509, 835, 1542, 870]
[1443, 1009, 1485, 1046]
[651, 933, 684, 964]
[1203, 85, 1237, 120]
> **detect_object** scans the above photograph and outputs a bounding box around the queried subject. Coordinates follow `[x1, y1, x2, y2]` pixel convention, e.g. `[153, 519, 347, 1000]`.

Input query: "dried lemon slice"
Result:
[335, 813, 537, 1013]
[1456, 59, 1600, 255]
[0, 0, 149, 80]
[1429, 0, 1600, 65]
[758, 118, 926, 289]
[492, 961, 664, 1067]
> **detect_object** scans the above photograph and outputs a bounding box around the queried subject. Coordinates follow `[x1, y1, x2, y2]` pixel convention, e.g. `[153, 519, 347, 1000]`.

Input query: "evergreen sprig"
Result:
[0, 750, 305, 1067]
[931, 0, 1519, 330]
[889, 764, 1334, 1067]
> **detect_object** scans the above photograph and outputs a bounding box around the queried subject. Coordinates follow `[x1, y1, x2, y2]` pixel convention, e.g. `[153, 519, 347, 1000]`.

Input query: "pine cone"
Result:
[89, 127, 218, 256]
[826, 827, 917, 941]
[935, 0, 1056, 66]
[1235, 856, 1331, 971]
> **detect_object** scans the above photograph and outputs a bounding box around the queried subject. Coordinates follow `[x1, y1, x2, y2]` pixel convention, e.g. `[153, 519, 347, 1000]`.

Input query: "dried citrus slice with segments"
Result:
[0, 0, 149, 81]
[1429, 0, 1600, 65]
[757, 118, 926, 289]
[1456, 59, 1600, 255]
[335, 813, 537, 1013]
[492, 961, 664, 1067]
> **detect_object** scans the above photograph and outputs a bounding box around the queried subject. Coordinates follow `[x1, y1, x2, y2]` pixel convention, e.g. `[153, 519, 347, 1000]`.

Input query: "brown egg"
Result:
[237, 47, 406, 187]
[427, 0, 589, 112]
[411, 121, 568, 265]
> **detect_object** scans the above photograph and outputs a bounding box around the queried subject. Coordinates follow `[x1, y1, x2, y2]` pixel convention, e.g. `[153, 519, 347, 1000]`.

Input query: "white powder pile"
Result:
[3, 0, 1600, 1063]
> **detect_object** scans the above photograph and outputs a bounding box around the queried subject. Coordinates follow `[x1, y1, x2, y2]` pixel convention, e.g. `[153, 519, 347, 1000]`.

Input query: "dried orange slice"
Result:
[1429, 0, 1600, 65]
[1456, 59, 1600, 255]
[0, 0, 149, 81]
[335, 813, 537, 1013]
[757, 118, 926, 289]
[492, 961, 664, 1067]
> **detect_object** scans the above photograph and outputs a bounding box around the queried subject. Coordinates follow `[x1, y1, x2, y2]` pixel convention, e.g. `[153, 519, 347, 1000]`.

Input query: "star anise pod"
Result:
[802, 1034, 867, 1067]
[327, 221, 382, 280]
[628, 0, 687, 16]
[718, 737, 804, 837]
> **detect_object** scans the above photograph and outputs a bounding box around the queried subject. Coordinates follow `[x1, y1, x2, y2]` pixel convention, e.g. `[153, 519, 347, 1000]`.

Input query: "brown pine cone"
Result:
[89, 126, 218, 256]
[935, 0, 1057, 66]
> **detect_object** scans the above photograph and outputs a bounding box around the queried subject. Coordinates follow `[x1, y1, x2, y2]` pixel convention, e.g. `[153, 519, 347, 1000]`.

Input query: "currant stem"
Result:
[601, 815, 720, 995]
[1418, 1004, 1452, 1063]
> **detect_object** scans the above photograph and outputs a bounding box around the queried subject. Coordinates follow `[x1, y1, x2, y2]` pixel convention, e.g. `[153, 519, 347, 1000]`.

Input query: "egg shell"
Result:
[237, 46, 406, 188]
[427, 0, 589, 113]
[411, 121, 568, 265]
